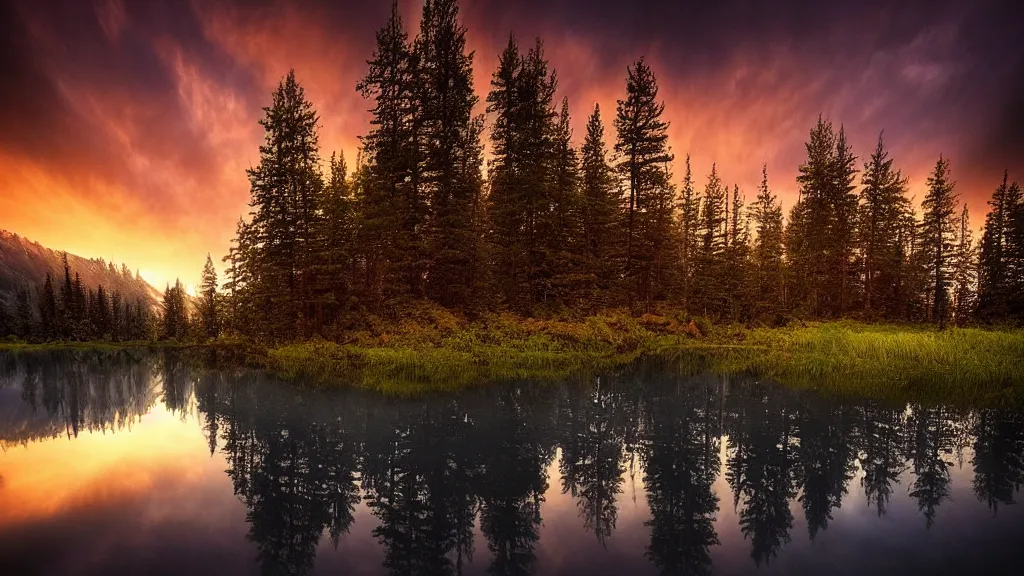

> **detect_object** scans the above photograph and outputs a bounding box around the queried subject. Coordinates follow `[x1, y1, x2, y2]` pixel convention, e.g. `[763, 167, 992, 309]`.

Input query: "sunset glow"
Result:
[1, 0, 1021, 288]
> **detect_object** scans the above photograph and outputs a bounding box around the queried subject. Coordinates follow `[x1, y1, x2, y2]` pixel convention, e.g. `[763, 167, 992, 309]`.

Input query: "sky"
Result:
[1, 0, 1021, 290]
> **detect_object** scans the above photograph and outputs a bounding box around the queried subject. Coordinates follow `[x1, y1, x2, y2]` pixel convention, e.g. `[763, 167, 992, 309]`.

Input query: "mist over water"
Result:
[1, 350, 1022, 575]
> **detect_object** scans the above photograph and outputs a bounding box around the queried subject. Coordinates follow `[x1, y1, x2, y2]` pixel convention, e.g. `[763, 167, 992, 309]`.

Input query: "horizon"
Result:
[2, 0, 1022, 289]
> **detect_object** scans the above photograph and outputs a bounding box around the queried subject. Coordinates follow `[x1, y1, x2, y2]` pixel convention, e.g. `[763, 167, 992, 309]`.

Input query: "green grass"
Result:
[5, 313, 1023, 404]
[685, 322, 1024, 405]
[263, 317, 1024, 403]
[265, 311, 659, 394]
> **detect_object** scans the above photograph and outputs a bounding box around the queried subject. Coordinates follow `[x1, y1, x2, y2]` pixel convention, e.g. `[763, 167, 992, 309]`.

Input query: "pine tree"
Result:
[58, 253, 74, 339]
[486, 36, 559, 310]
[416, 0, 487, 308]
[71, 272, 87, 340]
[858, 133, 912, 319]
[787, 116, 857, 317]
[580, 103, 623, 305]
[832, 126, 859, 314]
[613, 58, 677, 311]
[920, 156, 959, 328]
[723, 185, 753, 321]
[1008, 181, 1024, 321]
[357, 1, 422, 303]
[38, 272, 58, 341]
[678, 155, 701, 311]
[978, 173, 1023, 323]
[544, 97, 586, 307]
[199, 254, 220, 339]
[750, 165, 785, 319]
[161, 280, 189, 340]
[242, 70, 323, 339]
[951, 205, 977, 325]
[312, 152, 357, 330]
[130, 299, 152, 341]
[223, 217, 256, 335]
[692, 164, 728, 317]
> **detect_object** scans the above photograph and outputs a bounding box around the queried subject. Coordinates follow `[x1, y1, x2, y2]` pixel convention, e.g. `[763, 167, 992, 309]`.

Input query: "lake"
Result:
[1, 349, 1022, 575]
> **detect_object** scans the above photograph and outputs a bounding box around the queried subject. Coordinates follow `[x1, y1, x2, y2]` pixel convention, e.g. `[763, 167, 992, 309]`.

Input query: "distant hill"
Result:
[0, 230, 161, 308]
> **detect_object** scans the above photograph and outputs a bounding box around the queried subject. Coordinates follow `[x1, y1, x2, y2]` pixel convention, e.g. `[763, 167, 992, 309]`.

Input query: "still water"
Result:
[1, 350, 1023, 576]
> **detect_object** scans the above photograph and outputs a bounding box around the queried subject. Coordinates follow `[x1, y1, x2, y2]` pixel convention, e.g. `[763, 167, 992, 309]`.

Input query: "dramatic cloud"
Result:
[1, 0, 1020, 287]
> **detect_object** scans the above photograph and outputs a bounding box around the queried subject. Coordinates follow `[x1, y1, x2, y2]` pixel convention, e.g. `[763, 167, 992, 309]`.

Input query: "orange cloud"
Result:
[1, 0, 1019, 288]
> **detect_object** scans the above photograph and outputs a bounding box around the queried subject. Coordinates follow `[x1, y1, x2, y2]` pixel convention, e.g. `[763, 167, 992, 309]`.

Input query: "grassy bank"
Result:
[5, 312, 1023, 404]
[261, 309, 1024, 403]
[697, 323, 1024, 405]
[266, 311, 665, 394]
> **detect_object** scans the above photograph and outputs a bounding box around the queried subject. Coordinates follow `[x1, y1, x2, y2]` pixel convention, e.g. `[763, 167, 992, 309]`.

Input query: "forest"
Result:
[3, 0, 1023, 346]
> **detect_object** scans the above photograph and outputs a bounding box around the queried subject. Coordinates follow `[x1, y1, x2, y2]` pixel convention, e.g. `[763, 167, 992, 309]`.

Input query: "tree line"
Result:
[0, 249, 222, 343]
[0, 253, 153, 342]
[213, 0, 1023, 342]
[8, 0, 1021, 343]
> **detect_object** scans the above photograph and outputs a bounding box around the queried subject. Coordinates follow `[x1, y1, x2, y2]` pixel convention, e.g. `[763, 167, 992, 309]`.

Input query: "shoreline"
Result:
[4, 318, 1023, 404]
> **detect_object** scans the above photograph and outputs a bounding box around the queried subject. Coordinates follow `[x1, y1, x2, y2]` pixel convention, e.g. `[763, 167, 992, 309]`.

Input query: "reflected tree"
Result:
[794, 397, 858, 539]
[558, 376, 632, 545]
[640, 373, 722, 576]
[971, 408, 1024, 513]
[362, 398, 479, 576]
[478, 386, 556, 576]
[856, 401, 907, 516]
[217, 376, 365, 576]
[725, 379, 798, 567]
[906, 406, 954, 529]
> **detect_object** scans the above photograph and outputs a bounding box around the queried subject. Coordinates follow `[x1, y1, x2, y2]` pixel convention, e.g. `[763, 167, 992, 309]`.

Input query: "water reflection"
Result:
[1, 350, 1023, 575]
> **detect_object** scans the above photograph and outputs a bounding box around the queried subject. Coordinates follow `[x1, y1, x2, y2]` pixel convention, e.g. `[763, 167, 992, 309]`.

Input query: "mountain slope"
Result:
[0, 230, 161, 307]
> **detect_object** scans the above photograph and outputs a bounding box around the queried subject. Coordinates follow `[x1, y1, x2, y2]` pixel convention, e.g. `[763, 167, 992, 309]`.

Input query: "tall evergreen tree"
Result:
[613, 58, 677, 310]
[920, 156, 959, 328]
[723, 184, 753, 321]
[357, 1, 422, 303]
[223, 217, 255, 335]
[678, 155, 701, 311]
[831, 126, 860, 313]
[199, 254, 220, 339]
[787, 117, 858, 317]
[978, 174, 1024, 323]
[750, 165, 785, 319]
[486, 36, 560, 310]
[417, 0, 487, 308]
[311, 152, 357, 329]
[692, 164, 728, 317]
[110, 290, 124, 341]
[858, 133, 912, 318]
[58, 252, 74, 339]
[951, 205, 977, 325]
[161, 280, 189, 340]
[580, 103, 623, 305]
[94, 284, 111, 339]
[242, 70, 323, 338]
[545, 97, 586, 307]
[71, 272, 86, 340]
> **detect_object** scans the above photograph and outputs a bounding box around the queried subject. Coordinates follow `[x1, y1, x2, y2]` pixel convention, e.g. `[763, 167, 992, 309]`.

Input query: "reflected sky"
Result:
[0, 350, 1022, 575]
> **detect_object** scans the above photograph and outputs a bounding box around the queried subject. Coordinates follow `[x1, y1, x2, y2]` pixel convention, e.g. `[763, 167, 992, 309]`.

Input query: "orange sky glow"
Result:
[1, 0, 1021, 289]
